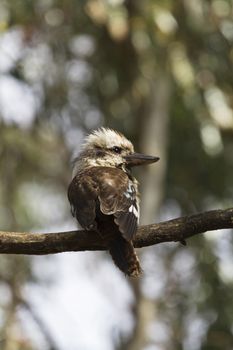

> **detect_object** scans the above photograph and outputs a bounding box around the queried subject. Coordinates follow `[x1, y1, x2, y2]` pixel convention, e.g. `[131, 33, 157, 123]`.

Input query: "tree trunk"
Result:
[125, 74, 171, 350]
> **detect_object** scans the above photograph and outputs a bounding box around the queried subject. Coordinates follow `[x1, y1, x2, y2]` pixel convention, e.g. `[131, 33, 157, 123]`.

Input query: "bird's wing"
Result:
[67, 172, 98, 231]
[96, 167, 139, 241]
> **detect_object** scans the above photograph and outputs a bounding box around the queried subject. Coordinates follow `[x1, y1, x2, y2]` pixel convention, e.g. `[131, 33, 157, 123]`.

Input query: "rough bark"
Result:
[0, 208, 232, 255]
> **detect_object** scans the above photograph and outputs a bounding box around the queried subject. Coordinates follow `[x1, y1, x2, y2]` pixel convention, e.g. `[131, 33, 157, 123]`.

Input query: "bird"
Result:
[68, 128, 159, 277]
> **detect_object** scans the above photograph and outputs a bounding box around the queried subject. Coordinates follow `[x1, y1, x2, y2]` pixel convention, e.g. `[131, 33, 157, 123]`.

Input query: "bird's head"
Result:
[72, 128, 159, 176]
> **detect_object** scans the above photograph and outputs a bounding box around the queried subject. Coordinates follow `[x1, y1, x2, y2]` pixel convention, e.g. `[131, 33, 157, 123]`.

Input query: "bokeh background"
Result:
[0, 0, 233, 349]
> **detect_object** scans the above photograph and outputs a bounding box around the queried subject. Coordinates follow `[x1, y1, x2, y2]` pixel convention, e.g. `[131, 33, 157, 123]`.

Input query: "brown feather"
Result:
[68, 166, 141, 276]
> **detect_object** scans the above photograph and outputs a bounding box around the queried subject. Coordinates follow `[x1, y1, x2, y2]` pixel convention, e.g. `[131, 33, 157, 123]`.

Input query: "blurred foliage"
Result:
[0, 0, 232, 349]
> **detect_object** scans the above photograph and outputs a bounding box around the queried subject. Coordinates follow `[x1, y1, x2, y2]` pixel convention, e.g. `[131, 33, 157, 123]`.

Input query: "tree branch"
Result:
[0, 208, 232, 255]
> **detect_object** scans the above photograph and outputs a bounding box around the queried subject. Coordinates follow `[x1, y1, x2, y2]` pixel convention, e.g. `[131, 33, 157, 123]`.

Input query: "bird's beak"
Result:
[125, 153, 160, 167]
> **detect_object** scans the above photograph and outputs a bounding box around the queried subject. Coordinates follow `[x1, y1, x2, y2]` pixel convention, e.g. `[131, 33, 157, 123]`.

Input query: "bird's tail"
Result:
[108, 236, 141, 277]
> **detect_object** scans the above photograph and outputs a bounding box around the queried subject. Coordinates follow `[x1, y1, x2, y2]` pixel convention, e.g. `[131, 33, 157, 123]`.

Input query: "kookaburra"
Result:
[68, 128, 159, 277]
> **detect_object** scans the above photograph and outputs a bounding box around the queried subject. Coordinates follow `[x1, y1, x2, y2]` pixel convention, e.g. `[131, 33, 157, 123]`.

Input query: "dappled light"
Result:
[0, 0, 232, 349]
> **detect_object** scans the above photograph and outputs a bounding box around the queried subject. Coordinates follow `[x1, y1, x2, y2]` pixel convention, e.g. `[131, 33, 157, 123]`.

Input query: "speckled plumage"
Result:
[68, 128, 159, 277]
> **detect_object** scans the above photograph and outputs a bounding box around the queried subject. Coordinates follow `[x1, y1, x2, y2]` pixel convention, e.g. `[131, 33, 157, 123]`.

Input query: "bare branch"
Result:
[0, 208, 232, 255]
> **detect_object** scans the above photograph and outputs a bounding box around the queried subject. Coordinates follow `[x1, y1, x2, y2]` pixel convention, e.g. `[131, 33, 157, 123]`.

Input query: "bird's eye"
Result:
[111, 146, 122, 154]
